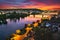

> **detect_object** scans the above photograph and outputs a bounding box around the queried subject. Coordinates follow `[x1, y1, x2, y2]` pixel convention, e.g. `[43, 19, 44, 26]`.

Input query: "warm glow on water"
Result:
[7, 15, 42, 24]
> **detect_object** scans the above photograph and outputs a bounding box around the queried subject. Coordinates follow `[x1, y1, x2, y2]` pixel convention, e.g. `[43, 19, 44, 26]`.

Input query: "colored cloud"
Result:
[0, 0, 60, 10]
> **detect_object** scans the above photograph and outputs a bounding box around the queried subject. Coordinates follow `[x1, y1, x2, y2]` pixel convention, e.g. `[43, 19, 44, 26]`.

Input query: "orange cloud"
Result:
[40, 5, 60, 10]
[0, 3, 60, 10]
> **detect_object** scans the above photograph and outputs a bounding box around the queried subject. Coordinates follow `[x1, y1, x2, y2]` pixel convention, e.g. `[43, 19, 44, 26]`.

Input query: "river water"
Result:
[0, 15, 41, 40]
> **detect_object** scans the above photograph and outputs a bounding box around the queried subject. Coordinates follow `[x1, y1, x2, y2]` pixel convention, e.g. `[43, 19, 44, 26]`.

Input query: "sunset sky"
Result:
[0, 0, 60, 10]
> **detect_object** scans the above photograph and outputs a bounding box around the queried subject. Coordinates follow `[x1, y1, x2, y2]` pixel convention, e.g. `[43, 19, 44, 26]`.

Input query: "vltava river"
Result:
[0, 15, 41, 40]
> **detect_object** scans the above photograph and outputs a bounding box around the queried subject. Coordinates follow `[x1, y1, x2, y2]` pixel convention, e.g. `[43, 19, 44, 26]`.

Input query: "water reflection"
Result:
[0, 19, 7, 24]
[0, 15, 41, 40]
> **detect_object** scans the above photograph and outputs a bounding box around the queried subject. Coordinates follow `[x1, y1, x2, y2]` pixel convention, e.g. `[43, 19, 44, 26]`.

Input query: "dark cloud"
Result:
[51, 0, 60, 4]
[27, 0, 60, 5]
[0, 0, 60, 5]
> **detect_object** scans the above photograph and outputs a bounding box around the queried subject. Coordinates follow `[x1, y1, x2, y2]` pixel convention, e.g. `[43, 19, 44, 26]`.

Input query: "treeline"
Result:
[0, 12, 30, 19]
